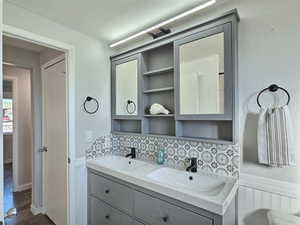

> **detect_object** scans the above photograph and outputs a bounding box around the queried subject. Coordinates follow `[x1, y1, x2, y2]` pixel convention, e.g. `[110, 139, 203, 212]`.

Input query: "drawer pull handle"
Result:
[105, 189, 110, 194]
[105, 214, 110, 219]
[162, 216, 168, 222]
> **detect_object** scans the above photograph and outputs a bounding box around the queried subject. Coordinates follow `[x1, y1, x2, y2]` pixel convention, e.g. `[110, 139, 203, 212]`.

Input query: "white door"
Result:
[42, 58, 68, 225]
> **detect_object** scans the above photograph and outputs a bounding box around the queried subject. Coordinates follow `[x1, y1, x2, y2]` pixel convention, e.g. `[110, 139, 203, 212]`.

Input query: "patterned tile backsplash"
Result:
[86, 134, 239, 177]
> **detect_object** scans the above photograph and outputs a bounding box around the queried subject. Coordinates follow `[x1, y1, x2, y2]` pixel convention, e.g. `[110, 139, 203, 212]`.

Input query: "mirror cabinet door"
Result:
[115, 59, 138, 116]
[177, 30, 226, 116]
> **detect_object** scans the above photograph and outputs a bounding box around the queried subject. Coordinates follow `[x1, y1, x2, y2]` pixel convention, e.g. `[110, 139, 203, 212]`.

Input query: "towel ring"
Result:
[83, 96, 99, 114]
[257, 84, 290, 108]
[126, 100, 136, 114]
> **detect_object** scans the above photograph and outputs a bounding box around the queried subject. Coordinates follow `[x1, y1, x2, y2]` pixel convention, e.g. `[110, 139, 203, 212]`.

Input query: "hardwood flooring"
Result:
[4, 163, 55, 225]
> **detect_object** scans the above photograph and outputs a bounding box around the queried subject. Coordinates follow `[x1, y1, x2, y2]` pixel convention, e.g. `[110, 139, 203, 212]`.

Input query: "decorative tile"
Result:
[86, 134, 240, 177]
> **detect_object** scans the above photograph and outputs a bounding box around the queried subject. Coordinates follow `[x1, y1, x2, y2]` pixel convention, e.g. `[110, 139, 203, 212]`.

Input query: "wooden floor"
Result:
[4, 163, 55, 225]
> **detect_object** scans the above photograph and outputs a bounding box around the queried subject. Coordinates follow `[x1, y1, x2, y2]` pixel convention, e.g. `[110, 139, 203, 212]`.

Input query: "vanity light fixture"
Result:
[109, 0, 216, 48]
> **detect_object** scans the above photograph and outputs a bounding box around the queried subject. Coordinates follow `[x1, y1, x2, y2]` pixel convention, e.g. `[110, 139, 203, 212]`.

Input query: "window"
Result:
[3, 99, 13, 133]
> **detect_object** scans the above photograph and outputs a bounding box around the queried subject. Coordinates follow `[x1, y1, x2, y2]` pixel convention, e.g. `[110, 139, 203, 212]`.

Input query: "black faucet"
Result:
[125, 147, 136, 159]
[186, 158, 197, 173]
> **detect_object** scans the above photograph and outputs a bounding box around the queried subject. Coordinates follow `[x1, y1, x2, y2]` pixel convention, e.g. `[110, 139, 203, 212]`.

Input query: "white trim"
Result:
[41, 54, 65, 69]
[3, 24, 76, 225]
[74, 157, 86, 167]
[30, 204, 46, 215]
[14, 182, 32, 192]
[74, 157, 87, 225]
[240, 173, 300, 200]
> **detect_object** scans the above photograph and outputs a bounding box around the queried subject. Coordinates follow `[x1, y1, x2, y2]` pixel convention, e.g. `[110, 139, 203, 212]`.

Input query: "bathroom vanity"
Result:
[111, 10, 239, 143]
[90, 9, 240, 225]
[87, 156, 238, 225]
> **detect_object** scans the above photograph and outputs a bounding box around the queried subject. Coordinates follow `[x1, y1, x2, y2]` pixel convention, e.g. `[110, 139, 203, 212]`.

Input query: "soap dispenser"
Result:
[156, 145, 166, 165]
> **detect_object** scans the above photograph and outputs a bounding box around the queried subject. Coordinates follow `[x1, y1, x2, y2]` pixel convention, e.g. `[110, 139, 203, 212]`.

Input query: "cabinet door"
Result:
[112, 54, 141, 119]
[174, 23, 233, 120]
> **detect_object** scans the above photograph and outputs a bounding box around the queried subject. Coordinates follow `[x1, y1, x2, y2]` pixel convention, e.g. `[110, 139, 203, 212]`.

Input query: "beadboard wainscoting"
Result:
[239, 173, 300, 225]
[73, 157, 87, 225]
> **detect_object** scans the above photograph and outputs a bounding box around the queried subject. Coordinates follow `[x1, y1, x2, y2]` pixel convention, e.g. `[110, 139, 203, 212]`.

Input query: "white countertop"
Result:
[86, 155, 238, 215]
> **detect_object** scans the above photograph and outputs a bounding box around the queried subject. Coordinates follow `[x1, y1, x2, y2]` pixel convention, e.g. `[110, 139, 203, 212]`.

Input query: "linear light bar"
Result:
[109, 0, 216, 48]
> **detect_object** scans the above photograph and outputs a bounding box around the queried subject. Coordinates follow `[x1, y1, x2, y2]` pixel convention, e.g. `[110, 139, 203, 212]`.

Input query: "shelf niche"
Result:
[144, 117, 175, 136]
[142, 43, 173, 72]
[113, 119, 141, 134]
[176, 120, 233, 142]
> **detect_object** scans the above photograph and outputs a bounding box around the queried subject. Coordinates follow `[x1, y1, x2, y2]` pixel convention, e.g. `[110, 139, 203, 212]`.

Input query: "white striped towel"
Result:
[257, 105, 296, 167]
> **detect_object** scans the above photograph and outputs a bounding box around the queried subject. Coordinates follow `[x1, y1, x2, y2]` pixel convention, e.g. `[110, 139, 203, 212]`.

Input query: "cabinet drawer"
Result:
[134, 191, 213, 225]
[89, 172, 134, 214]
[89, 197, 133, 225]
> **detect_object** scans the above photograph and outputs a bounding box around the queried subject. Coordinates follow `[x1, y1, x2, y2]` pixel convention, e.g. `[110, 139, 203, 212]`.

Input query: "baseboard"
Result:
[240, 173, 300, 200]
[30, 204, 46, 215]
[14, 182, 32, 192]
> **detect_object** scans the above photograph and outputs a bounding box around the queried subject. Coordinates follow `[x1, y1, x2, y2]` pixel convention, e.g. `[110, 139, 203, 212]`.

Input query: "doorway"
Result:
[3, 66, 34, 224]
[2, 34, 68, 225]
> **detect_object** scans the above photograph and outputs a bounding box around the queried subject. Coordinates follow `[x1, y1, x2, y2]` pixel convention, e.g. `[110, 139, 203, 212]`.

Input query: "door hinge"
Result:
[68, 157, 71, 164]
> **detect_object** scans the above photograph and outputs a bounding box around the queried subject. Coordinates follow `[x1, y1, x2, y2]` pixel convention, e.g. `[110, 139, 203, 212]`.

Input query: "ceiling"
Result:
[5, 0, 229, 44]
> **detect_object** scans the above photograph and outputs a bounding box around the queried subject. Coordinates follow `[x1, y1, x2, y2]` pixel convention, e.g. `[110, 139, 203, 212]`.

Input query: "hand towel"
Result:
[258, 106, 296, 167]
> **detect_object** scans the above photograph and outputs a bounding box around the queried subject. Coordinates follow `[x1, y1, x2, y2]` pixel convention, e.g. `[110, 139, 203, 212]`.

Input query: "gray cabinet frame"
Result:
[174, 23, 233, 121]
[111, 54, 143, 120]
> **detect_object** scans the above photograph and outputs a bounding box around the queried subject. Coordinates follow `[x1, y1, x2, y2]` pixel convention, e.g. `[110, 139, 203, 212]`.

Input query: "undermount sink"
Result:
[147, 167, 226, 196]
[92, 155, 147, 172]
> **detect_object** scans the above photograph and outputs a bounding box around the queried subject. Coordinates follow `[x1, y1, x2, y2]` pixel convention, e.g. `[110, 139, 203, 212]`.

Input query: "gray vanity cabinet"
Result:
[88, 169, 236, 225]
[110, 10, 239, 143]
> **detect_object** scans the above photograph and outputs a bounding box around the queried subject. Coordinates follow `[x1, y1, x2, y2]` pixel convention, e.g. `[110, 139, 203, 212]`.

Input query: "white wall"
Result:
[117, 0, 300, 185]
[3, 1, 112, 159]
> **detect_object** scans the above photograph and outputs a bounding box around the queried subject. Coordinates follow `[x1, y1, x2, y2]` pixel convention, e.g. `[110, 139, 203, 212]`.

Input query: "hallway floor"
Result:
[4, 163, 55, 225]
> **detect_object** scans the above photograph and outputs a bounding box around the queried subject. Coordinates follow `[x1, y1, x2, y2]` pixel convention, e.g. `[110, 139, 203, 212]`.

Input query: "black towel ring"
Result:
[126, 100, 136, 114]
[257, 84, 290, 108]
[83, 96, 99, 114]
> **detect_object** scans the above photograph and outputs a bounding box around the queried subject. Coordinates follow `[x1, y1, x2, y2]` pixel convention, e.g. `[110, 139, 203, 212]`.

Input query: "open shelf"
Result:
[144, 87, 174, 94]
[142, 43, 173, 71]
[144, 66, 174, 76]
[144, 117, 175, 136]
[112, 119, 142, 134]
[144, 114, 174, 117]
[176, 120, 233, 142]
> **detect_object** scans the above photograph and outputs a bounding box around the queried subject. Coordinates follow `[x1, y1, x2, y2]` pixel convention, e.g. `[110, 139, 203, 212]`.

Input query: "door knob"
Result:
[39, 146, 48, 152]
